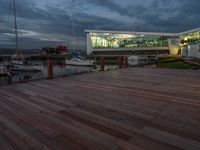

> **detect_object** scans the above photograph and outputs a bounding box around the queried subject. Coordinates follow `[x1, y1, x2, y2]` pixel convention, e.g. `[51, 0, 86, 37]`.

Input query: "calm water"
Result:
[0, 60, 94, 85]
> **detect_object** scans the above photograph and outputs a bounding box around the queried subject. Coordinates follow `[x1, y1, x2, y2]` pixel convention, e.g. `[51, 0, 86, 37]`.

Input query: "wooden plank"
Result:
[0, 115, 51, 150]
[0, 68, 199, 149]
[143, 127, 200, 150]
[2, 129, 30, 150]
[0, 135, 15, 150]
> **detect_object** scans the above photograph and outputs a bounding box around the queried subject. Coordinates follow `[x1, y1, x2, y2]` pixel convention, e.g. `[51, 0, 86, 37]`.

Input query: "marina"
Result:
[0, 0, 200, 149]
[0, 60, 95, 85]
[0, 68, 200, 149]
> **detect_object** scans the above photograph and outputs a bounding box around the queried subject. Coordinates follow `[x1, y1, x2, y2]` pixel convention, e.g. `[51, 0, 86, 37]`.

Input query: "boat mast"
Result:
[72, 20, 75, 52]
[13, 0, 18, 52]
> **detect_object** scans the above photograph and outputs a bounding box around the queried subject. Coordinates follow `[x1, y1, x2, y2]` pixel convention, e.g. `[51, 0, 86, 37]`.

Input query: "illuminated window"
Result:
[90, 33, 171, 49]
[180, 31, 200, 46]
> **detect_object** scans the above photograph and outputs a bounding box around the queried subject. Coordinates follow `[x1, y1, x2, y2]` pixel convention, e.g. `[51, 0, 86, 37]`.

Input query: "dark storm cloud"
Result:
[84, 0, 200, 32]
[0, 0, 200, 49]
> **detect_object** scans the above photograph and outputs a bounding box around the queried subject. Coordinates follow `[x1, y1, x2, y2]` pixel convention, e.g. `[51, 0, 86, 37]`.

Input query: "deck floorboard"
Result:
[0, 68, 200, 150]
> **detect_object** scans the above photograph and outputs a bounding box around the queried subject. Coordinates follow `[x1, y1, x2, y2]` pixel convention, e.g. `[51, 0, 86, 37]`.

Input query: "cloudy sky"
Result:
[0, 0, 200, 50]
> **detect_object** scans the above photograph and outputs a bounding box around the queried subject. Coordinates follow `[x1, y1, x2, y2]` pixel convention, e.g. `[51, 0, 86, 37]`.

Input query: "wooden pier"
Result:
[0, 68, 200, 150]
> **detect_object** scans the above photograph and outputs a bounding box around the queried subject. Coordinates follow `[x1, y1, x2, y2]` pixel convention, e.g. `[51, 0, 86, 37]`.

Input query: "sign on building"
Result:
[171, 38, 180, 45]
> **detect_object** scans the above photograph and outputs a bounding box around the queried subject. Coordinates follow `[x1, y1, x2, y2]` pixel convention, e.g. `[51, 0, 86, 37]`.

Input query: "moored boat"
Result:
[65, 57, 96, 67]
[56, 45, 68, 55]
[9, 0, 43, 72]
[128, 55, 148, 66]
[42, 45, 68, 58]
[11, 52, 42, 71]
[11, 60, 42, 71]
[0, 64, 11, 76]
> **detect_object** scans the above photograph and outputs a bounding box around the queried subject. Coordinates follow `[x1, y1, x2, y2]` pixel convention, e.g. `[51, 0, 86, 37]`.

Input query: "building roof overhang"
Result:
[85, 27, 200, 37]
[178, 28, 200, 36]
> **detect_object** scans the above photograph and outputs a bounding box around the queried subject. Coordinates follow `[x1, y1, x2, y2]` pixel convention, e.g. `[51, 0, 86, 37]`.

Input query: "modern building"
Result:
[85, 28, 200, 58]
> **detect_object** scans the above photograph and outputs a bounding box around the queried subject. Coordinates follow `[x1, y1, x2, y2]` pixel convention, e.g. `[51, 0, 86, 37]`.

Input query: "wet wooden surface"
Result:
[0, 68, 200, 150]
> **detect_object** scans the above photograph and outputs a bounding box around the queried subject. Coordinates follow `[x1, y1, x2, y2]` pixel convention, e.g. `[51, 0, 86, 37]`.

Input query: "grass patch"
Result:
[157, 57, 200, 70]
[158, 56, 180, 63]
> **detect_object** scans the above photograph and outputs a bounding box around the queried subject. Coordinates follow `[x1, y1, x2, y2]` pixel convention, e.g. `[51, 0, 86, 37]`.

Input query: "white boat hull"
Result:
[11, 60, 43, 71]
[128, 55, 148, 66]
[11, 64, 42, 71]
[65, 59, 95, 67]
[0, 65, 10, 76]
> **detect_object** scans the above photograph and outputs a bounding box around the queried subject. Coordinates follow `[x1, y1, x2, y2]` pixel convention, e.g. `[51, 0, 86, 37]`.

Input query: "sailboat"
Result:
[10, 0, 42, 71]
[65, 57, 96, 67]
[65, 13, 96, 67]
[11, 52, 42, 71]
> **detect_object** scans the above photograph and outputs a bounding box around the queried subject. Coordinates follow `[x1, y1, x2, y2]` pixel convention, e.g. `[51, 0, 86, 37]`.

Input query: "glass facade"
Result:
[90, 33, 171, 49]
[180, 30, 200, 45]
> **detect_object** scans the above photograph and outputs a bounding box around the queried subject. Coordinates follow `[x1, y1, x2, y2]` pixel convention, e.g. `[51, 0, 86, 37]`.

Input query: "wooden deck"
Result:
[0, 68, 200, 150]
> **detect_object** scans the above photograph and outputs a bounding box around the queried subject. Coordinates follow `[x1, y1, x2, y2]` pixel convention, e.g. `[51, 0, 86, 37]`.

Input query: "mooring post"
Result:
[118, 56, 123, 68]
[47, 59, 53, 79]
[122, 56, 125, 67]
[124, 56, 128, 68]
[100, 57, 105, 71]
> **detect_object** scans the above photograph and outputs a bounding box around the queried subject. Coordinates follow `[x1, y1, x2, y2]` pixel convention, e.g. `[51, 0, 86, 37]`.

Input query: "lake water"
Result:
[0, 60, 95, 85]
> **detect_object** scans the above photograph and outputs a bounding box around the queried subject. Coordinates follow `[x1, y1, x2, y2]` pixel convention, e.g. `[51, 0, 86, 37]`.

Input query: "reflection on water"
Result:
[0, 60, 94, 85]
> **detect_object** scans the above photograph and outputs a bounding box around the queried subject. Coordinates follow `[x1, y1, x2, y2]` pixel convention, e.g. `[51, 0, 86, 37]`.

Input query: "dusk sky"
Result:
[0, 0, 200, 50]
